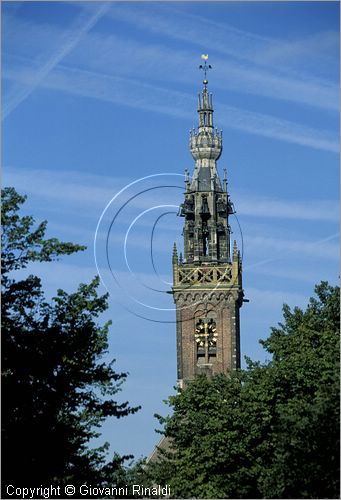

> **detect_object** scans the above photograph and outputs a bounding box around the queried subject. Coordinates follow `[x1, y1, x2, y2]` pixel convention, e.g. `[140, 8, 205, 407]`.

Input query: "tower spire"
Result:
[197, 55, 214, 130]
[189, 55, 222, 192]
[172, 56, 244, 386]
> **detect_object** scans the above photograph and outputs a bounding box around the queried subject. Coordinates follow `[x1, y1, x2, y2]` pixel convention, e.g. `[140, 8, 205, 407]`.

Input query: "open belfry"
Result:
[172, 56, 244, 387]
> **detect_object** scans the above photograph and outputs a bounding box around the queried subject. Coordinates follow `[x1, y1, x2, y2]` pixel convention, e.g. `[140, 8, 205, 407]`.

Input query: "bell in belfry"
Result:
[200, 195, 210, 217]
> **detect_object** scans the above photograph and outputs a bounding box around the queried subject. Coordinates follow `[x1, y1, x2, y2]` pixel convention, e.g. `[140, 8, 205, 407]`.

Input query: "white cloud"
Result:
[96, 2, 339, 110]
[3, 3, 338, 123]
[64, 24, 338, 112]
[5, 167, 338, 223]
[248, 264, 335, 285]
[3, 3, 111, 118]
[247, 286, 308, 310]
[254, 30, 339, 71]
[219, 103, 338, 153]
[4, 166, 132, 210]
[244, 233, 339, 262]
[236, 195, 339, 222]
[5, 61, 339, 153]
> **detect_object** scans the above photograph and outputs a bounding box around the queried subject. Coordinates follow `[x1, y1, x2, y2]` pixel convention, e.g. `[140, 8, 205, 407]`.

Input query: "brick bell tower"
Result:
[172, 57, 244, 387]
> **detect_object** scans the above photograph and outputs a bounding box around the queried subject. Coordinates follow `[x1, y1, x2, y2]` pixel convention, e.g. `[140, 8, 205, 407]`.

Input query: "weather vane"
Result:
[199, 54, 212, 84]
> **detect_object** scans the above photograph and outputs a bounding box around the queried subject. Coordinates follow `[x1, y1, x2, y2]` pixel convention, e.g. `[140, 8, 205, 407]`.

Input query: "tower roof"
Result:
[189, 55, 223, 192]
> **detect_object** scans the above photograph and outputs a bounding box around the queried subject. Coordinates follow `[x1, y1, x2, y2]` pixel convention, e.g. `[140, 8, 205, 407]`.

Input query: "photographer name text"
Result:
[6, 483, 171, 498]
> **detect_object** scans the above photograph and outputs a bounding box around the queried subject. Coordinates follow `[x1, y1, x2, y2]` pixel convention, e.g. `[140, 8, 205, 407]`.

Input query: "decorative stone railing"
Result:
[174, 264, 235, 287]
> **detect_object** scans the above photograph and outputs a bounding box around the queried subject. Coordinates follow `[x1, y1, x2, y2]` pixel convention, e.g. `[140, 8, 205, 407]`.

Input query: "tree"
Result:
[2, 187, 140, 492]
[256, 281, 340, 498]
[145, 282, 340, 499]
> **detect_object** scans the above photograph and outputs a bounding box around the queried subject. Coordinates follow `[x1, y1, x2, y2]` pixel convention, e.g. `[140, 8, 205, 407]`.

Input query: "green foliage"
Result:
[256, 282, 340, 498]
[111, 458, 149, 497]
[2, 187, 140, 491]
[143, 282, 340, 498]
[2, 187, 86, 275]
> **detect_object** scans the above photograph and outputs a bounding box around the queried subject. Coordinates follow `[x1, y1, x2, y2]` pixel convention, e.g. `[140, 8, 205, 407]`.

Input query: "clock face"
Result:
[195, 318, 217, 347]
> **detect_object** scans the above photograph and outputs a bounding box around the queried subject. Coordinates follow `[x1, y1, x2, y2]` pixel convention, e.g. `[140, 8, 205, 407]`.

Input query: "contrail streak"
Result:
[3, 3, 111, 119]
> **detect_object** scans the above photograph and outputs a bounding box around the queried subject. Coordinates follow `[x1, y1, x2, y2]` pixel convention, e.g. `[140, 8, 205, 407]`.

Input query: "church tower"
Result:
[172, 58, 244, 387]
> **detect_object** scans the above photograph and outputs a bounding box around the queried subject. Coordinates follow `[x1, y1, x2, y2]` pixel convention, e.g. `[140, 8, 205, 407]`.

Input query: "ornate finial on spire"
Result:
[223, 168, 228, 192]
[184, 169, 190, 191]
[172, 242, 178, 263]
[233, 240, 238, 261]
[199, 54, 212, 86]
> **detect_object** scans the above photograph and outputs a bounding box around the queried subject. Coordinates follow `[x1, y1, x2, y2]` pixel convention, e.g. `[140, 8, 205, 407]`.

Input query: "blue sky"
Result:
[2, 1, 339, 461]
